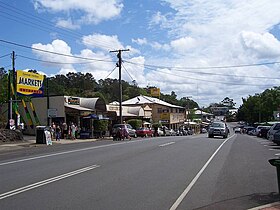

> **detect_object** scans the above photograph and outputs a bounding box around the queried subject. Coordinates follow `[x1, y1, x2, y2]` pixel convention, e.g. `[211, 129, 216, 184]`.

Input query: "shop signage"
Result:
[150, 87, 160, 97]
[48, 108, 57, 118]
[16, 70, 44, 96]
[160, 113, 170, 120]
[68, 97, 80, 105]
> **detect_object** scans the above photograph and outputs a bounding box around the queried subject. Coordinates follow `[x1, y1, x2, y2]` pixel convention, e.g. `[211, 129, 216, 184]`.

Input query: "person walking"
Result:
[55, 125, 61, 141]
[70, 123, 76, 140]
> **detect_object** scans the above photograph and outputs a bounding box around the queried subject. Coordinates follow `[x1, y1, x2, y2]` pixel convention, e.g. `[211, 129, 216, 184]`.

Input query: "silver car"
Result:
[208, 122, 229, 138]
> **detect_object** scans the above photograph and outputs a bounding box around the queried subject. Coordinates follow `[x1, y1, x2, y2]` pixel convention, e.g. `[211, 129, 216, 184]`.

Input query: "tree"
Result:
[221, 97, 236, 108]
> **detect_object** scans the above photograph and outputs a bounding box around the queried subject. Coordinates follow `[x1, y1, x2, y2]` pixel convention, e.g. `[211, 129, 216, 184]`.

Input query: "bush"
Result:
[93, 120, 108, 131]
[127, 119, 142, 129]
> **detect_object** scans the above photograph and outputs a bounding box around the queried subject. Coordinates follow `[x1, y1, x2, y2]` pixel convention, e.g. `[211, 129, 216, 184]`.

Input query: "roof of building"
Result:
[122, 95, 183, 109]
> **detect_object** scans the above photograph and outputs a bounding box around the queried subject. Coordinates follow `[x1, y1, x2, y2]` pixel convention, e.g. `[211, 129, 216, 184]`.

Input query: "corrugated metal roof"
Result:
[122, 95, 183, 108]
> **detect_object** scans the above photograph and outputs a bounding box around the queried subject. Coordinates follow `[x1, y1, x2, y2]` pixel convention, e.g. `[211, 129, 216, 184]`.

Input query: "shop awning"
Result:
[82, 114, 98, 119]
[65, 104, 93, 111]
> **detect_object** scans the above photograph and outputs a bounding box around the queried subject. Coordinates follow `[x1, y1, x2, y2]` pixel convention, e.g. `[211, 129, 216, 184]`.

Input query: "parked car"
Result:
[256, 125, 271, 137]
[248, 128, 257, 136]
[267, 123, 280, 141]
[136, 127, 154, 137]
[256, 126, 271, 138]
[234, 127, 242, 133]
[112, 124, 137, 138]
[169, 129, 177, 136]
[208, 122, 229, 138]
[273, 131, 280, 145]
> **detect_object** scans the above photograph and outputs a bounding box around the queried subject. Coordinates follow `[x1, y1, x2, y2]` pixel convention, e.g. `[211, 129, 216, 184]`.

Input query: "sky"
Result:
[1, 0, 280, 108]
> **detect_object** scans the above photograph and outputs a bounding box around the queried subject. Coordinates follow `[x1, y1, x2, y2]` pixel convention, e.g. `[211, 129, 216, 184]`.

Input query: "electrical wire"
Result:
[0, 53, 11, 59]
[121, 63, 135, 82]
[104, 66, 117, 80]
[146, 67, 278, 87]
[124, 60, 280, 80]
[17, 54, 97, 65]
[0, 1, 115, 50]
[124, 59, 280, 70]
[0, 39, 114, 63]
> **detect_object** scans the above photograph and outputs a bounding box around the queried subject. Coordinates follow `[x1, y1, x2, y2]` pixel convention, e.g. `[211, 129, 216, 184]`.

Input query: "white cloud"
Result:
[240, 31, 280, 58]
[170, 36, 197, 54]
[82, 33, 123, 51]
[55, 18, 80, 30]
[132, 38, 147, 45]
[82, 33, 140, 56]
[34, 0, 123, 26]
[32, 39, 75, 75]
[144, 0, 280, 107]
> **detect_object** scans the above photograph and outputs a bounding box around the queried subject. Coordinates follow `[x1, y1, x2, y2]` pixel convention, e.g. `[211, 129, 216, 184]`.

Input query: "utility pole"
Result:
[12, 51, 17, 127]
[110, 49, 129, 124]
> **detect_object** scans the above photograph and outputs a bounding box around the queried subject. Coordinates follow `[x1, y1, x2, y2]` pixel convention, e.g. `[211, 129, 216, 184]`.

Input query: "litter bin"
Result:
[269, 159, 280, 194]
[36, 126, 47, 144]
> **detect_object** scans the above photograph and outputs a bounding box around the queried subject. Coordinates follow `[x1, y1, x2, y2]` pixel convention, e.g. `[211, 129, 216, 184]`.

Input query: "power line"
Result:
[0, 39, 114, 63]
[104, 66, 117, 80]
[145, 66, 278, 87]
[0, 53, 11, 59]
[17, 54, 97, 65]
[125, 59, 280, 70]
[125, 60, 280, 80]
[0, 1, 115, 50]
[121, 63, 135, 82]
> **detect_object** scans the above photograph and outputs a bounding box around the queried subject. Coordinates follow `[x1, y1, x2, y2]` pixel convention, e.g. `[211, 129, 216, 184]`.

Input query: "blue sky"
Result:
[1, 0, 280, 108]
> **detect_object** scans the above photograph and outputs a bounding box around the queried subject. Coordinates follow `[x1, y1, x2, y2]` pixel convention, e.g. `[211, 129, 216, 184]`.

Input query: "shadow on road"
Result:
[194, 192, 280, 210]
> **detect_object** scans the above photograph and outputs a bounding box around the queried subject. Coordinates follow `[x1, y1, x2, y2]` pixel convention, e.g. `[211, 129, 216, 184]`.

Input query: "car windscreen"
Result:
[211, 123, 225, 128]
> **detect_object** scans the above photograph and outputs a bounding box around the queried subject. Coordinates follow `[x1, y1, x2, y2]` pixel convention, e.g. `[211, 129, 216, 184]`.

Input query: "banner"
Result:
[16, 70, 44, 96]
[150, 88, 160, 97]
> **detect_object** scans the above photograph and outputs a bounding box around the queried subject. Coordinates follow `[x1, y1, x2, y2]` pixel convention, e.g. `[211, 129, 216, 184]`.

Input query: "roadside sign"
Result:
[47, 109, 57, 118]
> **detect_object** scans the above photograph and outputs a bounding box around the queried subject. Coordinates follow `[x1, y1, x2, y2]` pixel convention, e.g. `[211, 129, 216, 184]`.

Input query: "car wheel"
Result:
[208, 135, 213, 138]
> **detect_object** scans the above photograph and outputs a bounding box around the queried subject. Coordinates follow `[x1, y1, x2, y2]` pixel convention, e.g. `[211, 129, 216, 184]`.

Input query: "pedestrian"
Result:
[70, 123, 76, 140]
[55, 125, 61, 141]
[62, 122, 68, 139]
[51, 122, 56, 140]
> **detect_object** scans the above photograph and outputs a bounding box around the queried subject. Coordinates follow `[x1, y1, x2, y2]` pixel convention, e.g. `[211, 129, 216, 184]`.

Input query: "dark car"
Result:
[112, 124, 137, 138]
[208, 122, 229, 138]
[267, 123, 280, 141]
[136, 127, 154, 137]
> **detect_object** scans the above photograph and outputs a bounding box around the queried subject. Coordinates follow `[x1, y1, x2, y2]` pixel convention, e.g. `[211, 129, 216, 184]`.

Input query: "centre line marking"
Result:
[169, 134, 235, 210]
[159, 142, 175, 147]
[0, 164, 100, 200]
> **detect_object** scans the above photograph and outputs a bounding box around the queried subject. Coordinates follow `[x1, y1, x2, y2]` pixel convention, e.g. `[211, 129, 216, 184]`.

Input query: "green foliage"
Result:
[127, 119, 142, 129]
[237, 87, 280, 124]
[152, 122, 162, 129]
[93, 120, 108, 131]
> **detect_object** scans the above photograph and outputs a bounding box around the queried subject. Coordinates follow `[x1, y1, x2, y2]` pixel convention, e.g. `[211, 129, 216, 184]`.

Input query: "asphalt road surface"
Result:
[0, 127, 279, 210]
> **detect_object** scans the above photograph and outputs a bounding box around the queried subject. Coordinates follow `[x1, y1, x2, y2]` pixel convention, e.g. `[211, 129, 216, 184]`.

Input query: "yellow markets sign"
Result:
[150, 88, 160, 97]
[17, 70, 44, 96]
[160, 113, 170, 120]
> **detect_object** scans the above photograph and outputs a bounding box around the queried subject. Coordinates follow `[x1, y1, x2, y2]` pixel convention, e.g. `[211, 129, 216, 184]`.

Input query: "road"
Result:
[0, 127, 279, 210]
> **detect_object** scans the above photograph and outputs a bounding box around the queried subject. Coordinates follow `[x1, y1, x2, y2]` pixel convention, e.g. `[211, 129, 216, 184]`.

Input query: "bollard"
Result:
[269, 159, 280, 194]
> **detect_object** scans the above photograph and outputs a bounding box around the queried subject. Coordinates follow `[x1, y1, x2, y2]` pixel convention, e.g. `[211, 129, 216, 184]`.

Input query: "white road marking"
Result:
[269, 149, 280, 151]
[275, 153, 280, 156]
[159, 142, 175, 147]
[169, 134, 235, 210]
[0, 164, 100, 200]
[0, 141, 138, 166]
